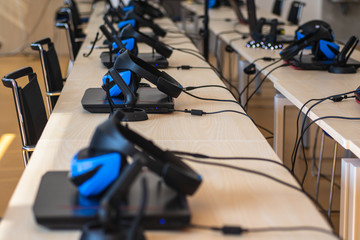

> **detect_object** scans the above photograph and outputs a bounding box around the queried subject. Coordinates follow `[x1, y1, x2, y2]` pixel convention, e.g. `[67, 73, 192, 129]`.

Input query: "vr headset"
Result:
[70, 110, 202, 197]
[280, 20, 338, 61]
[119, 24, 173, 58]
[124, 9, 167, 37]
[103, 50, 182, 99]
[100, 24, 138, 56]
[130, 0, 164, 19]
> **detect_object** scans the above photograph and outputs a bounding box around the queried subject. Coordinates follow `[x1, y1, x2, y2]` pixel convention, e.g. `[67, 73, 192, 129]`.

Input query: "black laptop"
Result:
[81, 87, 174, 113]
[33, 171, 191, 230]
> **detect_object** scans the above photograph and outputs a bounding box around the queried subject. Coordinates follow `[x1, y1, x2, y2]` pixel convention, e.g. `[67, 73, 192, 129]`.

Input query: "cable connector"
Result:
[330, 95, 348, 102]
[219, 226, 248, 235]
[183, 86, 196, 91]
[180, 109, 205, 116]
[244, 63, 256, 75]
[177, 65, 192, 70]
[263, 57, 276, 61]
[190, 109, 204, 116]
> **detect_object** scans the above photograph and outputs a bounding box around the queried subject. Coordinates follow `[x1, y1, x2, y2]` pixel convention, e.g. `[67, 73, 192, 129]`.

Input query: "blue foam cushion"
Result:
[71, 152, 122, 197]
[208, 0, 217, 8]
[118, 19, 136, 29]
[102, 70, 132, 97]
[123, 6, 134, 12]
[319, 40, 339, 60]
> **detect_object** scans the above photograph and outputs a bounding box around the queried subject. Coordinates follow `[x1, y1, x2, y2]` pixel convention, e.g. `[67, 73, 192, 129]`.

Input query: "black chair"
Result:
[31, 38, 66, 113]
[272, 0, 284, 16]
[64, 0, 90, 28]
[55, 9, 85, 63]
[1, 67, 48, 167]
[57, 4, 87, 40]
[287, 1, 306, 25]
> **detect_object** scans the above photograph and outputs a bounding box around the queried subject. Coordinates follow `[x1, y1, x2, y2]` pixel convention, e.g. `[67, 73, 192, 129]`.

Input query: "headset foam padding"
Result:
[70, 149, 123, 197]
[118, 19, 136, 30]
[102, 70, 139, 97]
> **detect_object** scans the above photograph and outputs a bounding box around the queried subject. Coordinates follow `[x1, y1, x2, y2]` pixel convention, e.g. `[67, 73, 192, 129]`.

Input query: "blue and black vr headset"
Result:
[70, 110, 202, 197]
[281, 20, 339, 61]
[101, 49, 182, 99]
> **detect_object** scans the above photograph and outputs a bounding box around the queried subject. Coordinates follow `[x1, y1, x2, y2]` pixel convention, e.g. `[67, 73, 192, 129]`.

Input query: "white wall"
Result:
[255, 0, 322, 25]
[0, 0, 69, 56]
[322, 1, 360, 43]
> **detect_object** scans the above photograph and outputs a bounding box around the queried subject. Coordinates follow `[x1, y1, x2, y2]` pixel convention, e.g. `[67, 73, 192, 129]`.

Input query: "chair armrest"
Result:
[46, 91, 62, 97]
[23, 145, 36, 152]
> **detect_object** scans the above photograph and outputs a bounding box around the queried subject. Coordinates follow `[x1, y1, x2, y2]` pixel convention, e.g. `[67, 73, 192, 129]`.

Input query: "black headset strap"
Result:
[100, 25, 126, 51]
[113, 50, 182, 97]
[109, 68, 137, 107]
[120, 24, 172, 58]
[87, 110, 201, 195]
[124, 10, 166, 37]
[120, 24, 154, 48]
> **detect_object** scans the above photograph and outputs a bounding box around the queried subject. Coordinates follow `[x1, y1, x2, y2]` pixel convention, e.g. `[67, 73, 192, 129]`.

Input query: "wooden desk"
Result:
[181, 2, 360, 239]
[0, 2, 336, 239]
[182, 1, 360, 157]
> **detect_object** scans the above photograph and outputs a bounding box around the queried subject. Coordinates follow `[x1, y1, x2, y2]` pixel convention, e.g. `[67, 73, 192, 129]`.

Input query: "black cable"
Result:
[171, 47, 206, 61]
[167, 65, 212, 70]
[249, 226, 338, 237]
[184, 85, 238, 102]
[173, 108, 274, 138]
[103, 77, 115, 116]
[182, 90, 244, 110]
[295, 112, 359, 187]
[175, 150, 331, 227]
[172, 151, 289, 171]
[244, 74, 250, 109]
[291, 91, 356, 176]
[167, 44, 242, 99]
[214, 31, 244, 76]
[173, 108, 251, 119]
[83, 32, 100, 57]
[244, 63, 289, 109]
[181, 90, 274, 136]
[291, 97, 328, 173]
[189, 224, 339, 238]
[182, 157, 303, 193]
[297, 96, 353, 186]
[296, 98, 331, 180]
[166, 46, 275, 137]
[256, 124, 273, 136]
[239, 59, 282, 100]
[180, 156, 334, 229]
[126, 177, 148, 240]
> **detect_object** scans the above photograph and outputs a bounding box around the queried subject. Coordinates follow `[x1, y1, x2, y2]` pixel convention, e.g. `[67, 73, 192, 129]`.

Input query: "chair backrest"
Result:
[272, 0, 284, 16]
[58, 5, 85, 39]
[31, 38, 64, 112]
[1, 67, 47, 155]
[55, 19, 81, 62]
[65, 0, 83, 30]
[287, 1, 306, 25]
